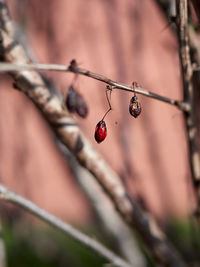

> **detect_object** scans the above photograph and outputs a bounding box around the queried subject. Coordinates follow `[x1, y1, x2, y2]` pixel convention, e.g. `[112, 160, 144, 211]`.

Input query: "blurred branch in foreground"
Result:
[57, 140, 146, 267]
[157, 0, 200, 217]
[0, 221, 7, 267]
[0, 183, 131, 267]
[176, 0, 200, 212]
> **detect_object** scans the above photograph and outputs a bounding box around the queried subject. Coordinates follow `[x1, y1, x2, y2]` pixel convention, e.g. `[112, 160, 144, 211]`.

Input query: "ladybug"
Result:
[129, 95, 141, 118]
[94, 120, 107, 143]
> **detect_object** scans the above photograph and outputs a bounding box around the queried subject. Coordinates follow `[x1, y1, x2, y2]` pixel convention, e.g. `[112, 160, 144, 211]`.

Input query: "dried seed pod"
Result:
[76, 93, 88, 118]
[94, 120, 107, 143]
[129, 95, 141, 118]
[65, 86, 77, 112]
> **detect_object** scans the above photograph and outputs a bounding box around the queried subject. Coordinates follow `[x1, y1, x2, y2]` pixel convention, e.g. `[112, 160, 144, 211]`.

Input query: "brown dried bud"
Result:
[129, 95, 141, 118]
[65, 86, 77, 113]
[69, 59, 78, 71]
[65, 85, 88, 118]
[76, 93, 88, 118]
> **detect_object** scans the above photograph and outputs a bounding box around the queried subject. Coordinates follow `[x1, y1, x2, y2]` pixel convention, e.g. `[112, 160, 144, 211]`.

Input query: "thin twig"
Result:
[0, 62, 68, 72]
[177, 0, 200, 210]
[0, 62, 189, 111]
[102, 87, 112, 120]
[0, 184, 132, 267]
[0, 1, 187, 266]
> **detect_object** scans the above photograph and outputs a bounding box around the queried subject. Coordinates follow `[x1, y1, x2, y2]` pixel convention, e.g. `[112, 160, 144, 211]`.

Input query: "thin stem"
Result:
[0, 62, 187, 111]
[106, 86, 112, 110]
[102, 87, 112, 121]
[0, 183, 132, 267]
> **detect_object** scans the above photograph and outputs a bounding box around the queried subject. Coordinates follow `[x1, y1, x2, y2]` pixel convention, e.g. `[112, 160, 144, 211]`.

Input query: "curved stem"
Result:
[102, 87, 112, 121]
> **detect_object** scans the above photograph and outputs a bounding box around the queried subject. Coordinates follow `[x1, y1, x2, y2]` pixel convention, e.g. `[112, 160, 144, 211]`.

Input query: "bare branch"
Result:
[0, 62, 68, 72]
[0, 61, 188, 111]
[177, 0, 200, 209]
[57, 140, 146, 267]
[0, 1, 187, 266]
[0, 184, 132, 267]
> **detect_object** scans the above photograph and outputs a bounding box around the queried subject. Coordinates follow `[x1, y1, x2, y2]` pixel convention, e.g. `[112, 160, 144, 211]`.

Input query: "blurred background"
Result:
[0, 0, 198, 266]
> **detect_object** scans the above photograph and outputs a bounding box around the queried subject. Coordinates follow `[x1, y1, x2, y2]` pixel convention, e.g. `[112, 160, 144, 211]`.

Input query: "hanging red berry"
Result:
[94, 120, 107, 143]
[129, 94, 141, 118]
[65, 86, 77, 113]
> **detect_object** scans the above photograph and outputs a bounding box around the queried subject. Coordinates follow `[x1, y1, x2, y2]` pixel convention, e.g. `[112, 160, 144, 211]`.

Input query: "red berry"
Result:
[94, 120, 107, 143]
[129, 95, 141, 118]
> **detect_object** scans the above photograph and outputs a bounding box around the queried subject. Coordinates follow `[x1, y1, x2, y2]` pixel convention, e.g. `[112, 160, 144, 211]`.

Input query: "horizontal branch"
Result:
[0, 184, 132, 267]
[0, 62, 189, 112]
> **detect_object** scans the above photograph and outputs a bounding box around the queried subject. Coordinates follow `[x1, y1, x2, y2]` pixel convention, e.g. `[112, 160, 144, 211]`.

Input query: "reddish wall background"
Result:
[0, 0, 195, 223]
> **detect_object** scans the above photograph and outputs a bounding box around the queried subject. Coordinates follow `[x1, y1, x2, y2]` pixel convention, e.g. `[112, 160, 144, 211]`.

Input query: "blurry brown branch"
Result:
[0, 184, 132, 267]
[176, 0, 200, 211]
[0, 221, 6, 267]
[0, 1, 187, 266]
[0, 62, 189, 112]
[57, 140, 146, 267]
